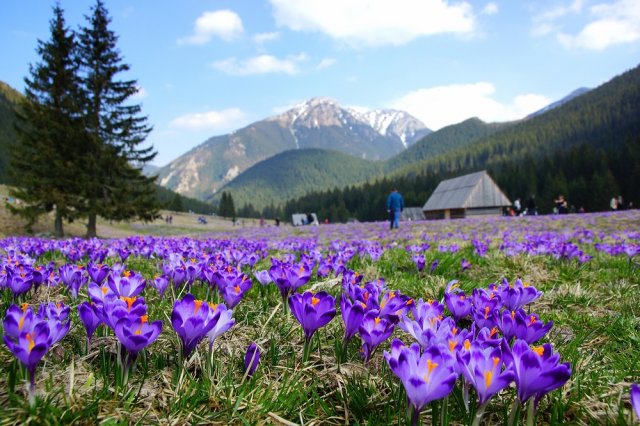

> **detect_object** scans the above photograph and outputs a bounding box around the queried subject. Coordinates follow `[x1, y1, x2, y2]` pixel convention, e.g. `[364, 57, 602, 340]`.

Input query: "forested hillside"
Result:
[0, 82, 22, 183]
[384, 117, 509, 172]
[212, 148, 383, 214]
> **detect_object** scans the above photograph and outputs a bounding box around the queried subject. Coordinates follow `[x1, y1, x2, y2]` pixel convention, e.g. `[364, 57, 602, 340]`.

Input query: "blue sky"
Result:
[1, 0, 639, 166]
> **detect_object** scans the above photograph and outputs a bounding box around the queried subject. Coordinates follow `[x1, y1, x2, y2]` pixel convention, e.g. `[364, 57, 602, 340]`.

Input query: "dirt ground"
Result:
[0, 185, 254, 239]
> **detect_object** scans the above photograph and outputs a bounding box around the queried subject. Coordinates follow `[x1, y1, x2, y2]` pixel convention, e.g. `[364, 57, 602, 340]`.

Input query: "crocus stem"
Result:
[526, 399, 535, 426]
[302, 337, 312, 363]
[440, 396, 449, 426]
[340, 337, 349, 363]
[508, 399, 521, 426]
[27, 369, 36, 408]
[411, 406, 420, 426]
[471, 403, 487, 426]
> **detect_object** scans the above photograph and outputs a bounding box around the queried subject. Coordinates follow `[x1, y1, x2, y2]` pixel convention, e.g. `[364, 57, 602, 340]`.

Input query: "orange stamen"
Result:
[484, 370, 493, 388]
[311, 296, 320, 306]
[26, 333, 35, 352]
[193, 299, 203, 314]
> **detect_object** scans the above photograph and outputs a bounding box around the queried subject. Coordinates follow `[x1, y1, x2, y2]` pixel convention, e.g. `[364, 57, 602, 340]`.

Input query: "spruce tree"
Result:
[77, 0, 159, 238]
[9, 4, 85, 237]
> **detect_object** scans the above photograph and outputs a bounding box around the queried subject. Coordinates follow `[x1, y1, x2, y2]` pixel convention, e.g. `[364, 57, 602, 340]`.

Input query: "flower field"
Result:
[1, 211, 639, 425]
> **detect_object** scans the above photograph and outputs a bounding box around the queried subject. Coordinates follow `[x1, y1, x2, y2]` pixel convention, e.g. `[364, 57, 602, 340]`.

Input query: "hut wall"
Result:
[465, 207, 503, 217]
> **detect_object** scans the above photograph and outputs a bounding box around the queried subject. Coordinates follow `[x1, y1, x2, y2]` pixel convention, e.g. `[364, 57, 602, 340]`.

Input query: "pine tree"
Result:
[77, 0, 159, 238]
[218, 191, 236, 219]
[9, 4, 86, 237]
[169, 192, 184, 212]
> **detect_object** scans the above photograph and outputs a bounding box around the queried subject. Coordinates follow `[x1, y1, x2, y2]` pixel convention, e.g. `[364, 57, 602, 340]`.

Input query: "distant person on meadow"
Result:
[554, 194, 569, 214]
[514, 198, 522, 215]
[386, 188, 404, 229]
[526, 195, 537, 216]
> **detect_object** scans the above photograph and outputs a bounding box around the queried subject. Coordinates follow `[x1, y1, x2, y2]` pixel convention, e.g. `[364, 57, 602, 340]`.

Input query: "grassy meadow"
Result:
[0, 210, 638, 425]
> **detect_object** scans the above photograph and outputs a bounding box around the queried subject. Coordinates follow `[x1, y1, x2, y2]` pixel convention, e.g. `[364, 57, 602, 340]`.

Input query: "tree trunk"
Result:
[86, 212, 97, 239]
[54, 208, 64, 238]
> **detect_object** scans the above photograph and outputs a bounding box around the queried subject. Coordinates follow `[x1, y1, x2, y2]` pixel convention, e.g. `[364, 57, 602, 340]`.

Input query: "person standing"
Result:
[526, 195, 537, 216]
[386, 188, 404, 229]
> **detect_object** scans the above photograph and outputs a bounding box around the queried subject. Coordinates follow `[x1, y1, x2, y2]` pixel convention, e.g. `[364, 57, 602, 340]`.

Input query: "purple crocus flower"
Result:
[340, 294, 365, 343]
[152, 275, 170, 298]
[461, 258, 472, 271]
[220, 274, 252, 308]
[384, 339, 458, 423]
[43, 302, 71, 346]
[430, 259, 439, 273]
[78, 302, 103, 342]
[8, 269, 34, 296]
[244, 342, 261, 378]
[631, 384, 640, 421]
[411, 254, 426, 272]
[102, 296, 148, 330]
[456, 340, 515, 406]
[3, 302, 70, 405]
[3, 321, 51, 404]
[87, 263, 110, 285]
[59, 264, 87, 299]
[444, 280, 472, 322]
[253, 270, 272, 286]
[269, 260, 312, 301]
[498, 309, 553, 344]
[289, 291, 336, 342]
[171, 294, 218, 358]
[359, 310, 395, 363]
[107, 270, 146, 298]
[114, 314, 162, 355]
[508, 340, 572, 407]
[499, 279, 543, 310]
[3, 303, 38, 339]
[206, 303, 235, 351]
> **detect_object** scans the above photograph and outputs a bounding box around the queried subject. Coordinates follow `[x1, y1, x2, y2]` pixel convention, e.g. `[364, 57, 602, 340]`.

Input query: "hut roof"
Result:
[422, 170, 511, 211]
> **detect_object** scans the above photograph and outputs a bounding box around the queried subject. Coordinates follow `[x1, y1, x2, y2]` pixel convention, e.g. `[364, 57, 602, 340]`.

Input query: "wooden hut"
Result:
[422, 171, 511, 220]
[400, 207, 426, 221]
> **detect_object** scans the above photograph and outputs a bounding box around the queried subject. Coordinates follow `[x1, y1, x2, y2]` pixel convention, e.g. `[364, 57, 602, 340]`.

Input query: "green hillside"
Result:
[384, 117, 510, 173]
[0, 82, 23, 183]
[393, 64, 640, 179]
[214, 148, 383, 211]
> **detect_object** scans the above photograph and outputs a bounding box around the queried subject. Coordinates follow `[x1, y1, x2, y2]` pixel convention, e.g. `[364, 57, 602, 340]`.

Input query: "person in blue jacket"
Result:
[386, 188, 404, 229]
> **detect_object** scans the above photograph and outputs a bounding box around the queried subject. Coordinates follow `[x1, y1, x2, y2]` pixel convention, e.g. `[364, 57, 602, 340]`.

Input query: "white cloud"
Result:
[316, 58, 336, 69]
[170, 108, 246, 130]
[531, 0, 583, 37]
[179, 10, 244, 45]
[269, 0, 476, 47]
[253, 31, 280, 44]
[557, 0, 640, 50]
[391, 83, 551, 130]
[481, 2, 498, 16]
[212, 53, 307, 75]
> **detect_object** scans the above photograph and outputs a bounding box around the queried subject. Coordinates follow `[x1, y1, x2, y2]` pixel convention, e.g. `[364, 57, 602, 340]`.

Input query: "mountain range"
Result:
[155, 97, 429, 199]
